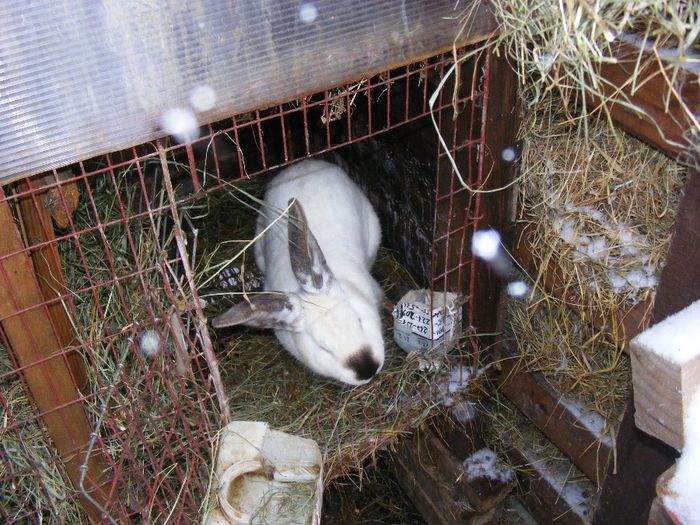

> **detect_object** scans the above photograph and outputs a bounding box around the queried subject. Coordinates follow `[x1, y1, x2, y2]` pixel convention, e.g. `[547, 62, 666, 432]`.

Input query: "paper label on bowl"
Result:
[392, 290, 462, 353]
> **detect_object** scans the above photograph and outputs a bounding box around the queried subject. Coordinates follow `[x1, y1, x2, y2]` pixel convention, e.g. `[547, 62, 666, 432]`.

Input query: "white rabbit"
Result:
[212, 159, 385, 385]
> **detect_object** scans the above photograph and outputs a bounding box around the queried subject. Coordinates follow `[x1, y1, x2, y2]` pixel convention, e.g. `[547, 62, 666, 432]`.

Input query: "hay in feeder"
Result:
[517, 94, 687, 320]
[503, 275, 630, 438]
[487, 0, 700, 155]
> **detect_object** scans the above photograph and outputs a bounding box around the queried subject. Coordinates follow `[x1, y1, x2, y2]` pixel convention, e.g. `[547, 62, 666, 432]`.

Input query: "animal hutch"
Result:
[1, 1, 698, 524]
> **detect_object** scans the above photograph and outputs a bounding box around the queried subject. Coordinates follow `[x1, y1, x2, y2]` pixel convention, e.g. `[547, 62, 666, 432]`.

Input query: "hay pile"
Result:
[518, 95, 687, 320]
[488, 0, 700, 155]
[503, 276, 630, 436]
[0, 351, 83, 523]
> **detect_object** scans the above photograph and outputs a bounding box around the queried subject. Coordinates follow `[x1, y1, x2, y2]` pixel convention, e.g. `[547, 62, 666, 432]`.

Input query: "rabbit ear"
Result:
[211, 294, 302, 330]
[288, 199, 333, 294]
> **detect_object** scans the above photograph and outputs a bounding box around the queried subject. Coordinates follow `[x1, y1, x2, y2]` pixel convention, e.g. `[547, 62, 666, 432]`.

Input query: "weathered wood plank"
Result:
[472, 49, 521, 335]
[15, 174, 86, 391]
[503, 446, 592, 525]
[494, 346, 613, 485]
[588, 39, 700, 159]
[390, 420, 513, 525]
[0, 188, 109, 523]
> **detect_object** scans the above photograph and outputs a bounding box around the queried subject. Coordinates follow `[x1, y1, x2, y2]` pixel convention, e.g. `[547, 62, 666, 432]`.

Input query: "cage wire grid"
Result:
[0, 45, 491, 523]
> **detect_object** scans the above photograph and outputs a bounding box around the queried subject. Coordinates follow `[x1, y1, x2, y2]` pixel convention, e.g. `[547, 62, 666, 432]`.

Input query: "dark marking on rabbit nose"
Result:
[346, 346, 380, 381]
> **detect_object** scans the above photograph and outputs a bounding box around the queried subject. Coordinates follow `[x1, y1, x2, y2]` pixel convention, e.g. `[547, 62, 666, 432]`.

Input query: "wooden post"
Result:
[0, 187, 110, 522]
[15, 173, 86, 390]
[472, 48, 521, 335]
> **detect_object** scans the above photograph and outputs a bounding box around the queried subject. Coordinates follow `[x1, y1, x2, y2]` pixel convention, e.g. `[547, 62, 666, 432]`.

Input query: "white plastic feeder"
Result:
[205, 421, 323, 525]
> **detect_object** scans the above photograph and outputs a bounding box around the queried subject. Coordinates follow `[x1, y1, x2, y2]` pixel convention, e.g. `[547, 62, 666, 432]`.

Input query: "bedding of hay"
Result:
[487, 0, 700, 155]
[503, 274, 630, 437]
[518, 94, 687, 321]
[195, 172, 462, 484]
[1, 154, 470, 522]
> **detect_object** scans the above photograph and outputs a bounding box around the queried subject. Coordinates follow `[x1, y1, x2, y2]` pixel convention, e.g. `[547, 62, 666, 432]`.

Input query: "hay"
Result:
[504, 275, 630, 434]
[488, 0, 700, 153]
[518, 94, 687, 319]
[54, 160, 221, 522]
[0, 351, 83, 523]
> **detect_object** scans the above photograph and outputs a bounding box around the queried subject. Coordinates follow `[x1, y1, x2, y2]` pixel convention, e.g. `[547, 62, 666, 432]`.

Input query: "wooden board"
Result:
[0, 188, 109, 523]
[504, 446, 592, 525]
[390, 419, 514, 525]
[494, 346, 613, 485]
[588, 39, 700, 159]
[15, 174, 86, 390]
[631, 334, 700, 451]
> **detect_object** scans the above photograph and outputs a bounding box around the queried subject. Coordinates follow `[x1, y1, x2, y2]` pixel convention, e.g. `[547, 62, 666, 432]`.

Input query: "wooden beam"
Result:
[472, 48, 521, 334]
[631, 301, 700, 451]
[494, 346, 613, 485]
[0, 188, 110, 523]
[588, 38, 700, 159]
[15, 173, 86, 391]
[390, 420, 515, 524]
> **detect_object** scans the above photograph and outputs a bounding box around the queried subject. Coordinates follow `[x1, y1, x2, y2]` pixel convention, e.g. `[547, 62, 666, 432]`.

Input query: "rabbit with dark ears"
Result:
[212, 159, 385, 385]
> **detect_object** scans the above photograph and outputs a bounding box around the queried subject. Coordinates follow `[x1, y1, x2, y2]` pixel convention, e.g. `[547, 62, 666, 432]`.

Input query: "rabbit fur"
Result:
[212, 159, 385, 385]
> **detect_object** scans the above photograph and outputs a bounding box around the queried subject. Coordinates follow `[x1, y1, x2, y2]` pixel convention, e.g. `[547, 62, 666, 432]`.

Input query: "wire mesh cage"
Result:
[0, 43, 515, 523]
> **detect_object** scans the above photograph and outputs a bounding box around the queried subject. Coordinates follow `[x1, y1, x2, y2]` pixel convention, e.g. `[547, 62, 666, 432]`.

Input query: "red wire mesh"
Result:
[0, 46, 491, 523]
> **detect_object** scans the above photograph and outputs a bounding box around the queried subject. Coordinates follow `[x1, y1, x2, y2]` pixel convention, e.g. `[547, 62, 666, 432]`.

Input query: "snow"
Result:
[663, 393, 700, 524]
[435, 365, 480, 407]
[522, 449, 591, 519]
[551, 202, 658, 301]
[471, 230, 501, 261]
[633, 299, 700, 365]
[557, 396, 613, 447]
[507, 280, 529, 297]
[463, 448, 514, 483]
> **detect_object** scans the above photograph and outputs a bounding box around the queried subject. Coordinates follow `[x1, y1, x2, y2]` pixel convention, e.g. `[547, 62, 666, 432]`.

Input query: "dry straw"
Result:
[519, 94, 687, 321]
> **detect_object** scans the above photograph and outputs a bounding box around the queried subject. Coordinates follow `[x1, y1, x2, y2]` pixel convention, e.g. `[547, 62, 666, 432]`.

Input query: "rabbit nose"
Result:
[346, 346, 380, 381]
